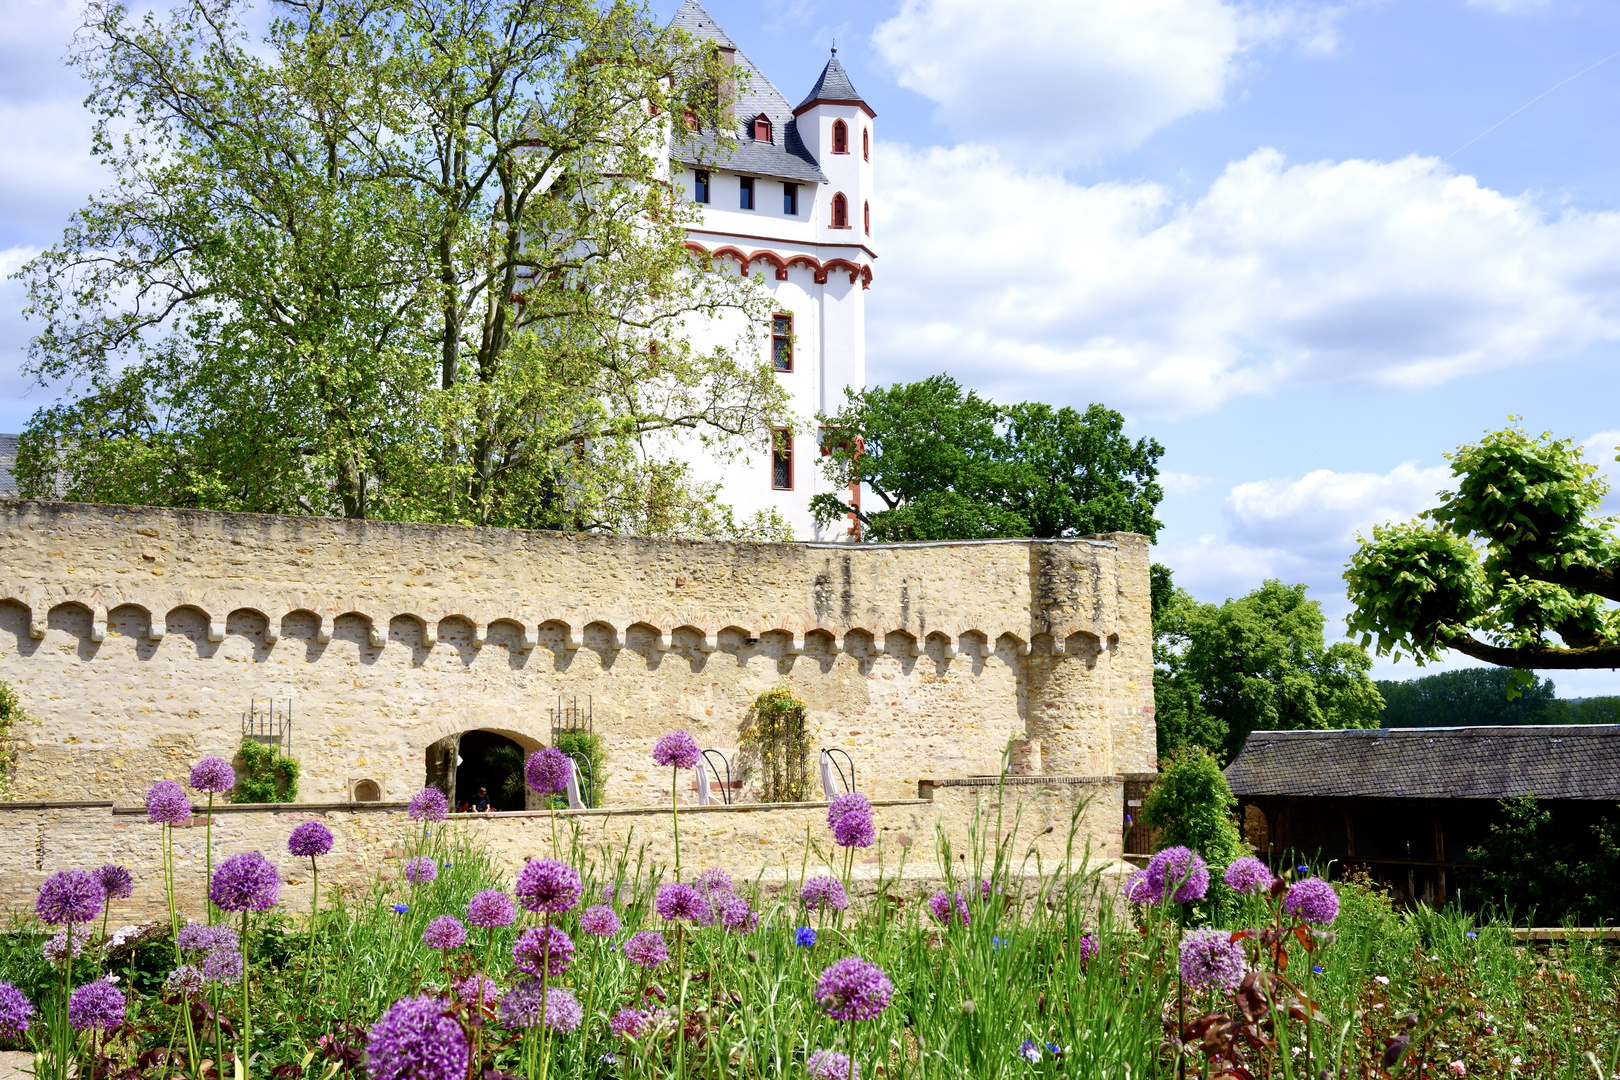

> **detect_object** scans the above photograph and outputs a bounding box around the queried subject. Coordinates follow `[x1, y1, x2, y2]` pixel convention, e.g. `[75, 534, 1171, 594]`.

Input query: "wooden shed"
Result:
[1224, 725, 1620, 907]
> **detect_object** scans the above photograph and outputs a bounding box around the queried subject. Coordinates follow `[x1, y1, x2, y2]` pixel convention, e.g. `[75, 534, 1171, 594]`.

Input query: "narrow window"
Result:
[863, 200, 870, 235]
[863, 128, 869, 160]
[771, 313, 793, 372]
[832, 119, 848, 155]
[753, 115, 772, 142]
[694, 170, 710, 204]
[739, 176, 754, 210]
[783, 183, 798, 215]
[831, 193, 848, 229]
[771, 429, 794, 490]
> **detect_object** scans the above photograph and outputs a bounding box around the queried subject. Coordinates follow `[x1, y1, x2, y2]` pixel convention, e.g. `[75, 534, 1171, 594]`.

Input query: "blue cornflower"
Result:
[1124, 814, 1133, 824]
[1312, 965, 1322, 973]
[993, 936, 1003, 951]
[393, 904, 409, 914]
[1466, 931, 1477, 939]
[1017, 1039, 1041, 1063]
[1296, 864, 1309, 873]
[1047, 1043, 1060, 1056]
[795, 927, 817, 948]
[600, 1054, 618, 1066]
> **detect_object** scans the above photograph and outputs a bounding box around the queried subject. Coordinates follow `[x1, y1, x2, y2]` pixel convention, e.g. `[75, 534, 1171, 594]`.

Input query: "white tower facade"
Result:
[669, 1, 874, 541]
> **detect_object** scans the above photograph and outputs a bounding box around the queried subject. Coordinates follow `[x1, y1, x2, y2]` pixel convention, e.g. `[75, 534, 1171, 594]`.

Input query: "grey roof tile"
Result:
[1225, 725, 1620, 801]
[795, 50, 870, 114]
[0, 434, 18, 498]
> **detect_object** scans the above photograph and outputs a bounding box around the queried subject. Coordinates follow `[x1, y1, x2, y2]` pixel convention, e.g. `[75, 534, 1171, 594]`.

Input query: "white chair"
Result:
[564, 757, 588, 810]
[694, 758, 713, 806]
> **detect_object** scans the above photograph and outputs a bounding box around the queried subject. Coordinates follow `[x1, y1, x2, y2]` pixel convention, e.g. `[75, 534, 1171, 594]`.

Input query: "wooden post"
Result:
[1432, 813, 1447, 906]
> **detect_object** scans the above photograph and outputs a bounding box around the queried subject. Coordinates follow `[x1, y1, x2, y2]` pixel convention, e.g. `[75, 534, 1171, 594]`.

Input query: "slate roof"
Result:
[668, 0, 827, 185]
[795, 50, 871, 116]
[1225, 726, 1620, 801]
[0, 434, 18, 498]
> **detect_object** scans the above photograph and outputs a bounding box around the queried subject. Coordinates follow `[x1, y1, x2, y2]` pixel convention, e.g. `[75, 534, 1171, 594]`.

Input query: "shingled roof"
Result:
[1225, 726, 1620, 801]
[0, 434, 19, 498]
[794, 50, 873, 116]
[668, 0, 827, 185]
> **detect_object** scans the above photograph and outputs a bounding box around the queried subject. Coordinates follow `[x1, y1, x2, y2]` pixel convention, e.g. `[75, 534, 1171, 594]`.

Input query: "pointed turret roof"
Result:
[794, 48, 875, 118]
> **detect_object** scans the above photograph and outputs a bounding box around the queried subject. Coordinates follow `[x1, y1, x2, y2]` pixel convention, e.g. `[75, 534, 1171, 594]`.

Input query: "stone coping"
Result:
[41, 798, 929, 818]
[0, 800, 116, 810]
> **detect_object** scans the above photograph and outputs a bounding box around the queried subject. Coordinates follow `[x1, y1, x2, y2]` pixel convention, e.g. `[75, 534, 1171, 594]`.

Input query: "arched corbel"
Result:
[421, 618, 438, 648]
[521, 624, 540, 650]
[148, 612, 166, 641]
[207, 614, 227, 643]
[655, 631, 673, 652]
[90, 606, 108, 643]
[697, 632, 719, 654]
[316, 615, 333, 645]
[470, 622, 487, 649]
[368, 619, 388, 649]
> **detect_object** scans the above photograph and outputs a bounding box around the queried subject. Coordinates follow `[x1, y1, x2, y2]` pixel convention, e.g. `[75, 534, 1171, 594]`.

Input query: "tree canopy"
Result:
[809, 375, 1164, 542]
[13, 0, 789, 538]
[1153, 573, 1382, 762]
[1376, 668, 1556, 727]
[1346, 425, 1620, 670]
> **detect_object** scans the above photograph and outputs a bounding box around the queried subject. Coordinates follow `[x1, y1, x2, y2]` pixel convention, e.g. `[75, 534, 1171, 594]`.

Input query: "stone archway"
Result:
[455, 730, 530, 812]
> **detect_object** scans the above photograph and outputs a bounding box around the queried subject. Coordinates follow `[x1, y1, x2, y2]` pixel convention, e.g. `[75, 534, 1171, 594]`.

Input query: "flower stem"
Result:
[204, 793, 215, 925]
[240, 909, 251, 1076]
[671, 765, 682, 881]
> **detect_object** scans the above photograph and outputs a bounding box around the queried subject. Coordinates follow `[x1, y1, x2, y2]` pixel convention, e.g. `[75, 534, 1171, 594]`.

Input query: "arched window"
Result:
[863, 200, 870, 235]
[753, 114, 772, 143]
[831, 193, 848, 229]
[832, 119, 848, 155]
[862, 128, 869, 160]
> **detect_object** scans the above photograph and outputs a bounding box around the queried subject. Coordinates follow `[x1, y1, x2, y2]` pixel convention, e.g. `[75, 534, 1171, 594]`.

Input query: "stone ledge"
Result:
[81, 798, 931, 819]
[917, 775, 1122, 799]
[0, 799, 116, 810]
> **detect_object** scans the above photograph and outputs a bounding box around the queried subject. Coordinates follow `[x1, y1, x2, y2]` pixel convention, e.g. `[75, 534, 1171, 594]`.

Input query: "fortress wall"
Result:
[0, 502, 1154, 809]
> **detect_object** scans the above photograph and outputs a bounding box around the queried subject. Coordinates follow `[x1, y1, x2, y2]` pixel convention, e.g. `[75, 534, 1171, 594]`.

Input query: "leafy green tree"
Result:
[231, 739, 300, 804]
[1154, 578, 1382, 762]
[1534, 696, 1620, 724]
[15, 0, 789, 537]
[1470, 796, 1620, 923]
[1346, 425, 1620, 672]
[809, 375, 1163, 542]
[1376, 669, 1558, 727]
[1141, 746, 1246, 867]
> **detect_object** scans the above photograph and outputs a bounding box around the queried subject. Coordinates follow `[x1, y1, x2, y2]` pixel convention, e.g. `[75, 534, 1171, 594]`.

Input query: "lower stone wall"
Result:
[0, 778, 1124, 921]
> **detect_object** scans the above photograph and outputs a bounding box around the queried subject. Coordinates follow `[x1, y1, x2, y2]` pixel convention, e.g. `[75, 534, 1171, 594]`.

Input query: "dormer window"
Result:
[832, 119, 848, 155]
[753, 114, 772, 143]
[831, 193, 848, 229]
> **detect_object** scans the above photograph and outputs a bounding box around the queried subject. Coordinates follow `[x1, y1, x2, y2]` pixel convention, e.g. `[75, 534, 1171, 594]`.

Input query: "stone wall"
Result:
[0, 502, 1153, 814]
[0, 779, 1124, 919]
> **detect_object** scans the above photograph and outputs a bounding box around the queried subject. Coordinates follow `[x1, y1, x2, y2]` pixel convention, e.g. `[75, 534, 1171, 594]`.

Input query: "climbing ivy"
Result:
[739, 687, 811, 803]
[231, 738, 300, 803]
[0, 680, 38, 794]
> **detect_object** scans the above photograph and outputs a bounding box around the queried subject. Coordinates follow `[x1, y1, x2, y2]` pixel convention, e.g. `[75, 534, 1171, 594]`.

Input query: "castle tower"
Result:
[668, 2, 875, 540]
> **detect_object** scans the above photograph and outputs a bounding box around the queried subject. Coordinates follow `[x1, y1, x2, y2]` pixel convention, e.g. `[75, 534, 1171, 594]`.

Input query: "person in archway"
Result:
[473, 786, 491, 814]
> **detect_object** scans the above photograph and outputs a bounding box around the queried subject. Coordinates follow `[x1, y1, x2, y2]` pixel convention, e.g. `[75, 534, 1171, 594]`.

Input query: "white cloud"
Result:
[1160, 471, 1224, 496]
[1225, 462, 1450, 554]
[1465, 0, 1550, 12]
[871, 144, 1620, 418]
[872, 0, 1342, 162]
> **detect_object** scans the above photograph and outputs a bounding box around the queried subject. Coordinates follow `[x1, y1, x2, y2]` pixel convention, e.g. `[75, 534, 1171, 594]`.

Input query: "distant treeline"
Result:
[1377, 668, 1620, 728]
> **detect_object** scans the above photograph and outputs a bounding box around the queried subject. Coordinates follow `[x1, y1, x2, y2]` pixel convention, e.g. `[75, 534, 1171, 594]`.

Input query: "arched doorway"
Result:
[454, 731, 529, 812]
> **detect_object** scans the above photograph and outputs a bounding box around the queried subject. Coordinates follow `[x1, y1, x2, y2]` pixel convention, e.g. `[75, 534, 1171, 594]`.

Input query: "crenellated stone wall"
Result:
[0, 502, 1154, 816]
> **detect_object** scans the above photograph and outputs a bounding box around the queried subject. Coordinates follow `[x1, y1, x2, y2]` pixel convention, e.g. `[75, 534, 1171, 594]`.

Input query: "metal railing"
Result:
[701, 749, 734, 806]
[820, 747, 855, 795]
[242, 698, 292, 755]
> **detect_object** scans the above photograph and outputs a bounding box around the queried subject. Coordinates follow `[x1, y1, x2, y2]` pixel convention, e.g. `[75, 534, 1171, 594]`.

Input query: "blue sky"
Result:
[3, 0, 1619, 694]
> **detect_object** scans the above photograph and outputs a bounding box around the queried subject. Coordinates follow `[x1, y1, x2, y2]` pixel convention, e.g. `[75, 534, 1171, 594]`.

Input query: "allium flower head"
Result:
[210, 851, 281, 911]
[423, 915, 467, 951]
[927, 891, 969, 928]
[1224, 856, 1275, 895]
[145, 780, 193, 825]
[1124, 868, 1160, 904]
[68, 978, 125, 1032]
[826, 791, 872, 829]
[698, 867, 733, 893]
[1077, 933, 1099, 963]
[177, 923, 239, 953]
[189, 757, 236, 795]
[202, 947, 244, 984]
[516, 858, 582, 914]
[609, 1006, 670, 1040]
[1284, 877, 1340, 925]
[713, 890, 757, 933]
[655, 881, 709, 923]
[833, 811, 876, 849]
[814, 956, 894, 1021]
[1145, 846, 1209, 903]
[801, 875, 848, 913]
[456, 974, 500, 1007]
[0, 982, 36, 1039]
[534, 986, 583, 1032]
[406, 787, 449, 823]
[42, 926, 92, 965]
[404, 857, 438, 885]
[652, 730, 701, 770]
[165, 965, 205, 998]
[1178, 927, 1247, 991]
[524, 747, 571, 795]
[366, 996, 469, 1080]
[96, 864, 134, 900]
[289, 821, 335, 858]
[467, 890, 517, 928]
[622, 930, 669, 969]
[580, 904, 621, 937]
[512, 925, 575, 977]
[35, 869, 105, 926]
[808, 1050, 860, 1080]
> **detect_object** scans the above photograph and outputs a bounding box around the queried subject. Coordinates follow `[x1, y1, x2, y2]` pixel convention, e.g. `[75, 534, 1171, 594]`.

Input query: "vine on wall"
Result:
[0, 679, 38, 795]
[738, 686, 811, 803]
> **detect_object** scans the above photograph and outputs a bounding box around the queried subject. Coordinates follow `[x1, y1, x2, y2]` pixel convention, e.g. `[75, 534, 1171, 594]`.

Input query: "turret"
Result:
[795, 48, 875, 247]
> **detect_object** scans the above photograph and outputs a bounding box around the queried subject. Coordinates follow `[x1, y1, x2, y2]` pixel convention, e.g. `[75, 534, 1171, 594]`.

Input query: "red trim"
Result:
[686, 241, 873, 289]
[793, 98, 877, 120]
[684, 228, 878, 260]
[771, 428, 794, 490]
[832, 120, 849, 155]
[771, 312, 793, 372]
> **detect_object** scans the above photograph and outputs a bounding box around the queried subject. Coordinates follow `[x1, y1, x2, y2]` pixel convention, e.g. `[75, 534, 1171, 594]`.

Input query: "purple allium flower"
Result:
[366, 996, 469, 1080]
[601, 883, 615, 903]
[210, 851, 281, 911]
[801, 875, 849, 913]
[177, 922, 238, 953]
[580, 904, 621, 937]
[652, 730, 701, 770]
[512, 925, 575, 977]
[1145, 846, 1209, 904]
[1284, 877, 1340, 925]
[543, 986, 583, 1033]
[807, 1050, 860, 1080]
[456, 974, 500, 1007]
[609, 1006, 670, 1040]
[698, 867, 734, 893]
[467, 890, 517, 928]
[516, 859, 583, 914]
[927, 891, 970, 928]
[202, 947, 243, 984]
[145, 780, 194, 825]
[406, 787, 449, 823]
[41, 926, 92, 965]
[524, 747, 571, 796]
[1224, 856, 1274, 895]
[165, 965, 205, 998]
[827, 791, 872, 829]
[404, 857, 438, 885]
[35, 869, 105, 926]
[288, 821, 335, 858]
[622, 930, 669, 969]
[713, 891, 757, 933]
[95, 864, 133, 901]
[0, 982, 36, 1039]
[1077, 933, 1099, 963]
[655, 882, 708, 923]
[1124, 869, 1161, 904]
[833, 811, 876, 849]
[814, 957, 894, 1021]
[795, 927, 817, 948]
[1178, 927, 1247, 991]
[499, 981, 582, 1033]
[189, 756, 236, 795]
[423, 915, 467, 951]
[67, 978, 124, 1032]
